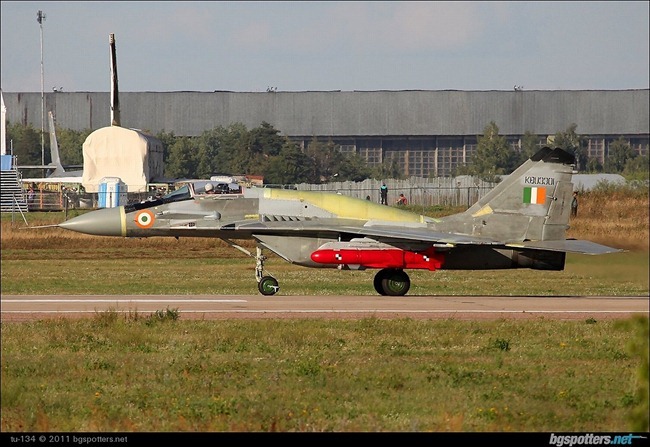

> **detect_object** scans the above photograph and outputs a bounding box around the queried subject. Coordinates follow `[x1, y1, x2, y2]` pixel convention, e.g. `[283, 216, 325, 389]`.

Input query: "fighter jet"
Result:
[53, 147, 621, 296]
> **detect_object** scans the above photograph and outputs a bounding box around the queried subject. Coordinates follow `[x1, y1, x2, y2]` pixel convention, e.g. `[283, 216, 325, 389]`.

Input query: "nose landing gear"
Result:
[258, 275, 280, 295]
[221, 239, 280, 296]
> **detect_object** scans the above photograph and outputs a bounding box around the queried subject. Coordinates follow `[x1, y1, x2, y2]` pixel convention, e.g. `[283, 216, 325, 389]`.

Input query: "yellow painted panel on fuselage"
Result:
[471, 205, 493, 218]
[264, 189, 425, 223]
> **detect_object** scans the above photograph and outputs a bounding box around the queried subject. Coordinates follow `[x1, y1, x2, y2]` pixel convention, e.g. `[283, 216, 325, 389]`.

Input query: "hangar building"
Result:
[3, 89, 648, 177]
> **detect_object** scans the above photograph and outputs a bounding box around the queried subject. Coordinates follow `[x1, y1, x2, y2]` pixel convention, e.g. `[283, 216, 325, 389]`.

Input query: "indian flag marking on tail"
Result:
[523, 186, 546, 204]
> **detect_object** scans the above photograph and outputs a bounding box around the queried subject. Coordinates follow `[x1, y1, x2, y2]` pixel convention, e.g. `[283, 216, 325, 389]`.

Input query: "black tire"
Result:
[258, 276, 279, 296]
[373, 270, 388, 295]
[380, 269, 410, 296]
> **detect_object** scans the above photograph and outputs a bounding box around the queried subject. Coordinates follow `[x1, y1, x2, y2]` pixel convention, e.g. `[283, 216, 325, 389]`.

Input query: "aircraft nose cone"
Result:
[58, 207, 124, 236]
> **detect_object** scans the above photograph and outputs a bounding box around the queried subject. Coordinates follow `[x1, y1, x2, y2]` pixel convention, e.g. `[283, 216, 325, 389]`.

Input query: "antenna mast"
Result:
[110, 33, 120, 126]
[37, 10, 46, 170]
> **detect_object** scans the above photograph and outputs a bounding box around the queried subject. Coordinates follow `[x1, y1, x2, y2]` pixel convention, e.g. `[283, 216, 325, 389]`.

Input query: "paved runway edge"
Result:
[2, 295, 648, 322]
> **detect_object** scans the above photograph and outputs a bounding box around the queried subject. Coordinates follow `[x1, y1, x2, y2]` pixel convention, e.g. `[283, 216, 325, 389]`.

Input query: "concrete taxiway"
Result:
[1, 294, 648, 322]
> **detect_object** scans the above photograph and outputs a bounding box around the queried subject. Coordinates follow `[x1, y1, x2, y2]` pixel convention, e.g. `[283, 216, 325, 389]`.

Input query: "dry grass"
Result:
[566, 189, 649, 251]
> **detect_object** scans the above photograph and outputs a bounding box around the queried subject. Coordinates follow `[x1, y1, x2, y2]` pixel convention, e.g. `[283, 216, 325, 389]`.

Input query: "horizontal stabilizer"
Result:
[505, 239, 623, 255]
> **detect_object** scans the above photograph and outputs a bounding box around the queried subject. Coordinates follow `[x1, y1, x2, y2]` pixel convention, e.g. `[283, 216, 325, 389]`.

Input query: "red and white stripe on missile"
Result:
[311, 241, 444, 270]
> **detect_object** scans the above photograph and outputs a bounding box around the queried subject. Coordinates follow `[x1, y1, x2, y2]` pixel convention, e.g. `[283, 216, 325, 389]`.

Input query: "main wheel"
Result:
[379, 268, 410, 296]
[258, 276, 279, 296]
[374, 270, 388, 295]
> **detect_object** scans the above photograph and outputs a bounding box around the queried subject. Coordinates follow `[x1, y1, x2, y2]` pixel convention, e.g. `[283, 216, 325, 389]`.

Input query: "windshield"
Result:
[124, 184, 193, 213]
[162, 184, 192, 201]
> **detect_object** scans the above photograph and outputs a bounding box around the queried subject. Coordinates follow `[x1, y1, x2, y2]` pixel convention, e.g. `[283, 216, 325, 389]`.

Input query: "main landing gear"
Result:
[221, 239, 411, 296]
[221, 239, 280, 296]
[373, 268, 410, 296]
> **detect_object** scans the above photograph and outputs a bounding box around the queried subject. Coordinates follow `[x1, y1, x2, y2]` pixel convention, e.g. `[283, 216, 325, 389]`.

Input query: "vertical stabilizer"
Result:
[441, 147, 576, 242]
[110, 33, 120, 127]
[48, 111, 66, 176]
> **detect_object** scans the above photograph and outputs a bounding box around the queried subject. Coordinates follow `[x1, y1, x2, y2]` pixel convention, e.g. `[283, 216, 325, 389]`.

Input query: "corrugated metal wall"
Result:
[3, 90, 648, 137]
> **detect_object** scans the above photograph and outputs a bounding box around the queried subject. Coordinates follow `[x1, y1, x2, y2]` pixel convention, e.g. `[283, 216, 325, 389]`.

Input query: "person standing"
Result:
[27, 185, 35, 205]
[571, 191, 578, 217]
[380, 182, 388, 205]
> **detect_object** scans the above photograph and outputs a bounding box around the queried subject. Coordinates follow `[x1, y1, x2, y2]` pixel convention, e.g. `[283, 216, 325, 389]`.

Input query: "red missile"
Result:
[311, 247, 444, 270]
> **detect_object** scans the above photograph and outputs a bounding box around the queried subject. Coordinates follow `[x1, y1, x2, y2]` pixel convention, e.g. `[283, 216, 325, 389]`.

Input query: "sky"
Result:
[1, 1, 649, 93]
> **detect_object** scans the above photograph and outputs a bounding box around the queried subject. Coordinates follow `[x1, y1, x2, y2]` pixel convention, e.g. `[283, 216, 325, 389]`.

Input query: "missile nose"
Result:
[58, 207, 124, 236]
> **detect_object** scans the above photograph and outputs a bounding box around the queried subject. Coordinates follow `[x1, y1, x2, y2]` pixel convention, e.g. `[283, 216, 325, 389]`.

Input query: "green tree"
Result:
[156, 130, 179, 167]
[222, 123, 258, 175]
[249, 121, 285, 158]
[6, 122, 42, 166]
[195, 128, 225, 178]
[281, 138, 372, 183]
[304, 139, 337, 183]
[552, 124, 587, 171]
[165, 137, 198, 179]
[337, 152, 372, 182]
[56, 127, 91, 167]
[519, 131, 541, 163]
[586, 158, 603, 173]
[242, 121, 288, 176]
[300, 139, 368, 183]
[264, 142, 313, 185]
[372, 159, 403, 180]
[214, 124, 248, 174]
[623, 155, 649, 182]
[605, 138, 636, 173]
[5, 122, 45, 177]
[465, 121, 515, 182]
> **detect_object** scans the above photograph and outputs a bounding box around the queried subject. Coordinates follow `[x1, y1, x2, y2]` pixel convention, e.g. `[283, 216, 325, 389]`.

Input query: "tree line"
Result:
[456, 122, 649, 183]
[5, 120, 648, 183]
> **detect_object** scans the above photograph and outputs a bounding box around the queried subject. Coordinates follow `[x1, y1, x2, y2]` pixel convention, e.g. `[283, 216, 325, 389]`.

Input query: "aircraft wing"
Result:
[226, 219, 515, 247]
[226, 219, 622, 254]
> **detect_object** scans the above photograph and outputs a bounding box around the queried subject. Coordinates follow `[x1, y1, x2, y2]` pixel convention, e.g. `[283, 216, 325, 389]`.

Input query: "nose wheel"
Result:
[221, 239, 280, 296]
[258, 276, 280, 295]
[254, 246, 279, 296]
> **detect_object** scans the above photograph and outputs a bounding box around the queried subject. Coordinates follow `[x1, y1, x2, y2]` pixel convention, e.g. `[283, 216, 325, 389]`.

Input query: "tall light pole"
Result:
[37, 10, 46, 170]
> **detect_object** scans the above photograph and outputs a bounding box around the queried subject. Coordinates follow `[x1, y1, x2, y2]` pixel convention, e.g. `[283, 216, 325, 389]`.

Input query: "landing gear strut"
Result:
[373, 268, 410, 296]
[221, 239, 280, 296]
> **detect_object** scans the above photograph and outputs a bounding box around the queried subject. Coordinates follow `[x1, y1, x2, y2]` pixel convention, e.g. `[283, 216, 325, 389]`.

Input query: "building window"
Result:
[385, 150, 407, 174]
[407, 150, 437, 177]
[586, 138, 605, 164]
[629, 137, 649, 157]
[337, 144, 356, 157]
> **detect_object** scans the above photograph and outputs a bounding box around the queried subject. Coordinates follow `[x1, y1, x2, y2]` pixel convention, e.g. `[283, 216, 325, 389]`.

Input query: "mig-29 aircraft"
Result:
[52, 147, 622, 296]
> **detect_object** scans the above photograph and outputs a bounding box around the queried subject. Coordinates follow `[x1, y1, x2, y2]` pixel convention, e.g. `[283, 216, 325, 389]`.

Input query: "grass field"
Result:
[1, 251, 648, 296]
[1, 189, 648, 433]
[1, 314, 648, 432]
